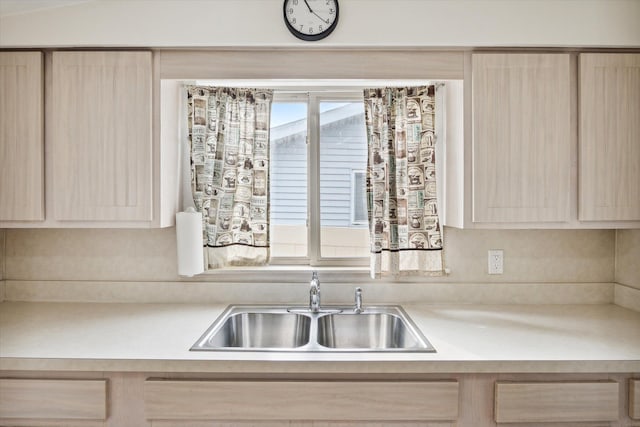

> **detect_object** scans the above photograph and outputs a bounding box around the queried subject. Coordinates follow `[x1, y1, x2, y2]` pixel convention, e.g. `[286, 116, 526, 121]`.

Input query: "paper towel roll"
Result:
[176, 208, 205, 277]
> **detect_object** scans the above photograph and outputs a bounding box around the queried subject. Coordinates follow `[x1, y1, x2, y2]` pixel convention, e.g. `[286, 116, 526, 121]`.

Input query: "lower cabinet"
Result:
[1, 373, 639, 426]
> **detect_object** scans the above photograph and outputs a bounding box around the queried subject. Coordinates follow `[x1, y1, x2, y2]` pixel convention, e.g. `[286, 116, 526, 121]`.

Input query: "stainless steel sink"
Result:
[191, 305, 435, 353]
[191, 307, 311, 350]
[317, 310, 428, 350]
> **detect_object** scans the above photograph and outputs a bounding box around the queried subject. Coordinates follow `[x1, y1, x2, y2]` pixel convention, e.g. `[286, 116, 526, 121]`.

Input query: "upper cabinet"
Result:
[579, 53, 640, 222]
[52, 51, 153, 222]
[445, 51, 640, 229]
[0, 50, 177, 228]
[0, 52, 44, 221]
[471, 53, 571, 223]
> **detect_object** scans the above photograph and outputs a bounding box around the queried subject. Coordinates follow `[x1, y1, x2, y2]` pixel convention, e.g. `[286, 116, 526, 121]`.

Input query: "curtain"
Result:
[363, 86, 444, 278]
[187, 86, 273, 269]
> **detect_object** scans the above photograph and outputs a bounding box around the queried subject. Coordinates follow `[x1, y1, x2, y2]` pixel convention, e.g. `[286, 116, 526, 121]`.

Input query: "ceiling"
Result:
[0, 0, 93, 17]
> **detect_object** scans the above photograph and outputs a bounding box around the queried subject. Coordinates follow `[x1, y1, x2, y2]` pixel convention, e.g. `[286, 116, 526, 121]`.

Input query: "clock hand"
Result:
[311, 10, 328, 23]
[303, 0, 313, 13]
[303, 0, 328, 23]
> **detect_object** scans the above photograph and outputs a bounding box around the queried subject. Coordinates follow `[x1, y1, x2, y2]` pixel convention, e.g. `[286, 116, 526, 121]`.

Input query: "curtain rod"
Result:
[191, 80, 446, 91]
[276, 83, 445, 92]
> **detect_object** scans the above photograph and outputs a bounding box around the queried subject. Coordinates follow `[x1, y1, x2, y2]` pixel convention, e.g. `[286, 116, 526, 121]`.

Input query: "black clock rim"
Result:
[283, 0, 339, 42]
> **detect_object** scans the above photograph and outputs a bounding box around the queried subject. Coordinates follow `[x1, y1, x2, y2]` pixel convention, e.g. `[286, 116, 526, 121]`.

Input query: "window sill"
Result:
[188, 265, 371, 283]
[185, 265, 450, 283]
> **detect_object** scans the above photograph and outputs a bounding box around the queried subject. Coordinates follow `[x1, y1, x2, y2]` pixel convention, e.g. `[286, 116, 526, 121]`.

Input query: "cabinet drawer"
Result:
[632, 379, 640, 420]
[495, 381, 618, 423]
[144, 380, 458, 421]
[0, 378, 107, 420]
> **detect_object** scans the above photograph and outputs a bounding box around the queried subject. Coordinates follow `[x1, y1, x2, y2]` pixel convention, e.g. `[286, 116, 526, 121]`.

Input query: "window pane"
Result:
[319, 101, 370, 258]
[270, 102, 308, 257]
[352, 171, 368, 224]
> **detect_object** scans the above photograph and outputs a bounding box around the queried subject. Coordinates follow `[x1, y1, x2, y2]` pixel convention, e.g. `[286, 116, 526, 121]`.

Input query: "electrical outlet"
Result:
[488, 250, 503, 275]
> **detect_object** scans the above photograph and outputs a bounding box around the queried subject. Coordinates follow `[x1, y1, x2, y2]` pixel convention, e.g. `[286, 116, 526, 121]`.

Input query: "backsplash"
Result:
[2, 227, 615, 283]
[0, 229, 4, 301]
[0, 228, 4, 281]
[615, 229, 640, 290]
[5, 228, 177, 282]
[614, 229, 640, 311]
[0, 229, 4, 300]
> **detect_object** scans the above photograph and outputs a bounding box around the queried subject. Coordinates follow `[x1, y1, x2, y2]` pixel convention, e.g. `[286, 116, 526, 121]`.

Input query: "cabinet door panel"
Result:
[495, 381, 619, 423]
[52, 51, 152, 221]
[579, 53, 640, 221]
[472, 53, 571, 223]
[0, 52, 44, 221]
[632, 379, 640, 419]
[0, 378, 107, 420]
[144, 380, 459, 421]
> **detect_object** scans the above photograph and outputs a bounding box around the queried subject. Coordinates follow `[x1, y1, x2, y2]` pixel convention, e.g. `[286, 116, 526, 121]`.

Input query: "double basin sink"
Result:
[191, 305, 436, 353]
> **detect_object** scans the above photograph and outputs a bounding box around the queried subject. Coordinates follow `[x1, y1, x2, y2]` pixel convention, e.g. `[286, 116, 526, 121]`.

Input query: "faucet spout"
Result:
[309, 271, 321, 313]
[354, 287, 364, 313]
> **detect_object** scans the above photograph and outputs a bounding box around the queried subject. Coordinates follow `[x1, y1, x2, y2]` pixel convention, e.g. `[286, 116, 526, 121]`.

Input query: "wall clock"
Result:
[283, 0, 339, 41]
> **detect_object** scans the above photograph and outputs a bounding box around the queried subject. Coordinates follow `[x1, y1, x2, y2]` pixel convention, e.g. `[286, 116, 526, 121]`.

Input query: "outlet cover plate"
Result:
[488, 249, 504, 275]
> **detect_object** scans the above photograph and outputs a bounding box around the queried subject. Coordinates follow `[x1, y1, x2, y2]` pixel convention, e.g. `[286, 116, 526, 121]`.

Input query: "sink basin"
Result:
[317, 311, 429, 350]
[191, 308, 311, 350]
[191, 305, 435, 353]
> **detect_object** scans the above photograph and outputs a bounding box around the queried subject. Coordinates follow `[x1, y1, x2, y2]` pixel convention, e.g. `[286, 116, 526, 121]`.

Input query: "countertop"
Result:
[1, 302, 639, 373]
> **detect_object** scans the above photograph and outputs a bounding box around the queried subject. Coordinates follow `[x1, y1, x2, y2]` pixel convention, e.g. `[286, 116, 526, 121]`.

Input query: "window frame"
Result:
[180, 80, 446, 280]
[270, 90, 369, 267]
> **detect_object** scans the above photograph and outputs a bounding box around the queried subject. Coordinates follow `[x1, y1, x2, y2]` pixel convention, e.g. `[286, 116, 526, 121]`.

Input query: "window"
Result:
[270, 92, 369, 266]
[179, 80, 451, 276]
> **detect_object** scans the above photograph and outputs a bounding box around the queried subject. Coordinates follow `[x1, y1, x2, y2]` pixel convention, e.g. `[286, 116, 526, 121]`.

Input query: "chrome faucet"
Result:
[309, 271, 321, 313]
[354, 287, 364, 313]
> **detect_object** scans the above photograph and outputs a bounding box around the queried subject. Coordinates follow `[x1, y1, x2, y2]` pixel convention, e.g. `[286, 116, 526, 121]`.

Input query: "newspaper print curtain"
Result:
[187, 86, 273, 269]
[363, 86, 444, 278]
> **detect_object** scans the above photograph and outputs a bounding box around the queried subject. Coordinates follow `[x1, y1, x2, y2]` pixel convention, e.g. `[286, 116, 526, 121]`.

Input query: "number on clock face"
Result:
[284, 0, 338, 40]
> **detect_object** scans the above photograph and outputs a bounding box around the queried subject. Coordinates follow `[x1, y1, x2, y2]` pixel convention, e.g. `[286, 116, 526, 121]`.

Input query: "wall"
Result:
[615, 229, 640, 290]
[0, 228, 4, 280]
[3, 227, 614, 284]
[1, 0, 639, 48]
[614, 229, 640, 311]
[0, 229, 4, 301]
[0, 1, 634, 304]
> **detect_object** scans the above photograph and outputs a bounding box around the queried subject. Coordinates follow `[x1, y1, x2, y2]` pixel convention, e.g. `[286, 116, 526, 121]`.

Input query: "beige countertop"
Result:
[1, 302, 639, 374]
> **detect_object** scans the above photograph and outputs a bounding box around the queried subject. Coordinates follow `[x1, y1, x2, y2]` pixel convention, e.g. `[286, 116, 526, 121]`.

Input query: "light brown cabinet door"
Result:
[52, 51, 152, 222]
[0, 52, 44, 221]
[579, 53, 640, 221]
[472, 53, 571, 223]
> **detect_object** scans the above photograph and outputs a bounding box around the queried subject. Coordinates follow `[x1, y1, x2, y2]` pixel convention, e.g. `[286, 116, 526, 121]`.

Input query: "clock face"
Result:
[283, 0, 339, 41]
